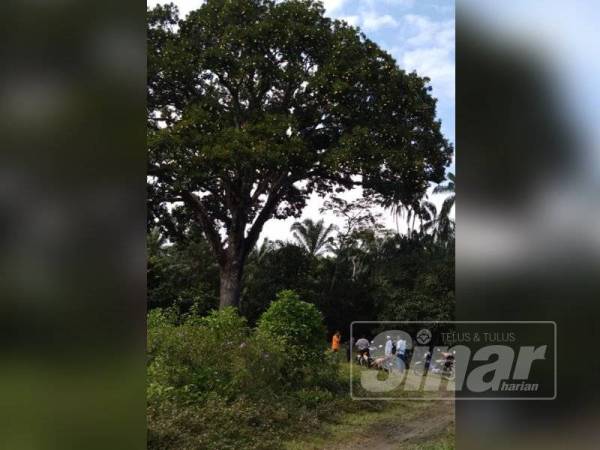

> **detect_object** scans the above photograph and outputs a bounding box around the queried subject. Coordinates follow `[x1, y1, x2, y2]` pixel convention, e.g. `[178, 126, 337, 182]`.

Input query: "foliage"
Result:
[433, 172, 455, 243]
[257, 290, 327, 368]
[291, 218, 336, 257]
[147, 0, 453, 307]
[433, 172, 455, 195]
[391, 172, 455, 243]
[146, 227, 455, 449]
[147, 228, 219, 312]
[242, 242, 315, 324]
[149, 224, 455, 332]
[147, 300, 347, 450]
[147, 307, 252, 403]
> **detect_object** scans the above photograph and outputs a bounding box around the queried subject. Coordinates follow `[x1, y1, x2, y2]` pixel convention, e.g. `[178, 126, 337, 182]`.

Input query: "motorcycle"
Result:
[355, 343, 378, 368]
[355, 349, 372, 367]
[412, 350, 456, 380]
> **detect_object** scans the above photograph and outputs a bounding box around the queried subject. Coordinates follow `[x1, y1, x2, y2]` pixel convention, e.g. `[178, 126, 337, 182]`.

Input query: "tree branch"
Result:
[244, 174, 288, 256]
[250, 175, 271, 205]
[181, 190, 226, 265]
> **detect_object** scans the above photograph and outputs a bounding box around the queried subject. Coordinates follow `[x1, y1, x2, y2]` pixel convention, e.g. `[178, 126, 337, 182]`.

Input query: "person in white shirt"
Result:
[396, 336, 407, 371]
[384, 336, 393, 356]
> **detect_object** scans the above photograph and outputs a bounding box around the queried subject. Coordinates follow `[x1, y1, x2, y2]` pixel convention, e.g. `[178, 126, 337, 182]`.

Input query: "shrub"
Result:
[232, 330, 289, 398]
[147, 306, 251, 403]
[256, 290, 326, 367]
[147, 297, 351, 450]
[192, 306, 248, 341]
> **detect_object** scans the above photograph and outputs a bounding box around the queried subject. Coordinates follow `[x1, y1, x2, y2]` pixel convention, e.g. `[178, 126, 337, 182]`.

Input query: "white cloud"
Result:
[394, 15, 455, 100]
[344, 0, 409, 32]
[362, 0, 415, 7]
[322, 0, 348, 14]
[361, 12, 398, 31]
[402, 47, 455, 98]
[404, 14, 454, 48]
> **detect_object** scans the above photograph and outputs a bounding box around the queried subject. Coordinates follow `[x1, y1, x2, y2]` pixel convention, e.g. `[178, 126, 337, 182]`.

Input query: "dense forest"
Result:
[148, 191, 455, 335]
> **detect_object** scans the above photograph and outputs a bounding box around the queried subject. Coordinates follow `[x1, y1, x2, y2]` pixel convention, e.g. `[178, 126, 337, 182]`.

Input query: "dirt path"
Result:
[286, 399, 454, 450]
[330, 401, 454, 450]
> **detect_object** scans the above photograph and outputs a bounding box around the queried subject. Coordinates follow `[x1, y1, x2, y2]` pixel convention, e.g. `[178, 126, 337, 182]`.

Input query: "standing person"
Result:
[396, 335, 407, 372]
[384, 335, 394, 357]
[331, 331, 341, 352]
[355, 335, 371, 364]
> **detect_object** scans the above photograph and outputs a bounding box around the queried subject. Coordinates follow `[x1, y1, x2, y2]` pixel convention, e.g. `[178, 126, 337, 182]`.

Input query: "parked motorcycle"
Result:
[412, 350, 456, 380]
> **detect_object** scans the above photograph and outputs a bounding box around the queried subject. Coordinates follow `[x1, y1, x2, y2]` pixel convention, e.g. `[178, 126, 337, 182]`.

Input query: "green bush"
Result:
[256, 290, 326, 367]
[191, 306, 248, 341]
[147, 307, 251, 403]
[147, 298, 350, 450]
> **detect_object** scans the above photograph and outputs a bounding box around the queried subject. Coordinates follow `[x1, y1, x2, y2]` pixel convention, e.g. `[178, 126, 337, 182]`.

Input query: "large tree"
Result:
[147, 0, 452, 308]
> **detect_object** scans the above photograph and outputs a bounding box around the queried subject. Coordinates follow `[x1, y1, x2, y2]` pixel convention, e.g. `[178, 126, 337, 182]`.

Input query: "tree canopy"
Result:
[147, 0, 453, 307]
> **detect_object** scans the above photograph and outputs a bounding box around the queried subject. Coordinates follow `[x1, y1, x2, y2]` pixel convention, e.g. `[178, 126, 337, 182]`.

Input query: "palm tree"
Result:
[417, 200, 438, 236]
[406, 198, 454, 243]
[436, 200, 455, 243]
[433, 172, 455, 210]
[387, 173, 454, 241]
[291, 218, 337, 257]
[433, 172, 455, 243]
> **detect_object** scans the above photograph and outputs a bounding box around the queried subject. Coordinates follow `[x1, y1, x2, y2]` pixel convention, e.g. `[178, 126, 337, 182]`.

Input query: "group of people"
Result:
[330, 331, 409, 371]
[384, 335, 408, 371]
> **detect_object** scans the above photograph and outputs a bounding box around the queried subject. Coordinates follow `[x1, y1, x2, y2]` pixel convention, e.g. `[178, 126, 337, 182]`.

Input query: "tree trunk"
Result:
[219, 260, 244, 309]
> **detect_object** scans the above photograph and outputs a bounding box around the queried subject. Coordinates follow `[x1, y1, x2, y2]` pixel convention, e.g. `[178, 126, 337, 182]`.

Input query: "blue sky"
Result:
[148, 0, 456, 240]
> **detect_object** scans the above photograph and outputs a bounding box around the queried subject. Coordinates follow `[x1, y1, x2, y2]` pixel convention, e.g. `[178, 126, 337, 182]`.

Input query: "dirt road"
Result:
[286, 399, 454, 450]
[331, 400, 454, 450]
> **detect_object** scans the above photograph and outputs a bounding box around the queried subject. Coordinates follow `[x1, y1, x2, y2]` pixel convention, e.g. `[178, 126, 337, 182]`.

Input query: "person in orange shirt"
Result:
[331, 331, 341, 352]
